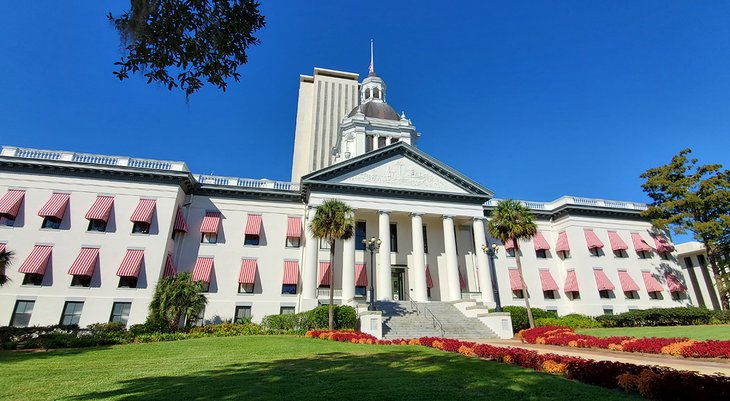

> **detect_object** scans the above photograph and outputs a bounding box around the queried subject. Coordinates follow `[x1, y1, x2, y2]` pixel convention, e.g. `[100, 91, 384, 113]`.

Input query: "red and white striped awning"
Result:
[18, 245, 52, 275]
[245, 214, 262, 236]
[653, 235, 674, 253]
[607, 231, 628, 251]
[355, 263, 367, 286]
[564, 270, 579, 292]
[192, 257, 214, 283]
[85, 196, 114, 222]
[282, 260, 299, 285]
[631, 233, 652, 253]
[174, 207, 189, 232]
[0, 189, 25, 218]
[618, 270, 640, 292]
[425, 265, 434, 288]
[556, 231, 570, 252]
[200, 211, 221, 234]
[130, 199, 156, 224]
[163, 254, 176, 278]
[584, 230, 604, 249]
[504, 239, 515, 250]
[665, 273, 686, 292]
[239, 259, 257, 284]
[68, 247, 99, 276]
[287, 217, 302, 238]
[319, 262, 331, 286]
[117, 249, 144, 278]
[508, 269, 523, 291]
[459, 270, 466, 289]
[593, 269, 615, 291]
[533, 232, 550, 251]
[642, 271, 663, 292]
[38, 193, 70, 219]
[0, 243, 5, 253]
[539, 269, 558, 291]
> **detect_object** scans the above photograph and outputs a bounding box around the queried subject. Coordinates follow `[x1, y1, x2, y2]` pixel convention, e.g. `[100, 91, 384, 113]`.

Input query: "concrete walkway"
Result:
[467, 338, 730, 376]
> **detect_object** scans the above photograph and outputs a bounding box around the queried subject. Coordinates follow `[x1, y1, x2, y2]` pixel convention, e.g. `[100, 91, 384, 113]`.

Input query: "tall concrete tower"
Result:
[290, 68, 359, 182]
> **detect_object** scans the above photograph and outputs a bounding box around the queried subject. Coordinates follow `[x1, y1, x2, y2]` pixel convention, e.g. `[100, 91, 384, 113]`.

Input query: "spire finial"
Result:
[368, 39, 374, 74]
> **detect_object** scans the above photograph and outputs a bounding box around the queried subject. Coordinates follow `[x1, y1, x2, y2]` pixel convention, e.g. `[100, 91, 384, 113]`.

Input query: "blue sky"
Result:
[1, 1, 729, 208]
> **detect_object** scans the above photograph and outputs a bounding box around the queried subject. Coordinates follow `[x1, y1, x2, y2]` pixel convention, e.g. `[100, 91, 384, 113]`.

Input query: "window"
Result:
[671, 291, 682, 301]
[132, 222, 150, 234]
[60, 301, 84, 326]
[378, 136, 387, 148]
[660, 251, 669, 260]
[536, 249, 547, 259]
[286, 236, 301, 248]
[244, 234, 260, 246]
[319, 239, 331, 249]
[590, 248, 602, 257]
[280, 306, 295, 315]
[355, 221, 366, 250]
[638, 250, 650, 259]
[423, 225, 429, 253]
[355, 286, 366, 297]
[559, 250, 570, 259]
[1, 214, 16, 226]
[373, 87, 380, 99]
[87, 219, 107, 232]
[427, 287, 432, 298]
[543, 290, 556, 299]
[389, 223, 398, 252]
[625, 291, 639, 300]
[10, 300, 34, 327]
[200, 281, 210, 293]
[365, 135, 374, 152]
[512, 290, 524, 299]
[614, 250, 628, 258]
[109, 302, 131, 325]
[603, 308, 613, 315]
[391, 137, 400, 145]
[235, 306, 252, 323]
[41, 216, 61, 229]
[71, 275, 91, 287]
[201, 232, 218, 244]
[22, 274, 43, 286]
[506, 248, 515, 258]
[118, 276, 138, 289]
[238, 283, 254, 294]
[569, 291, 580, 300]
[282, 284, 297, 294]
[649, 291, 660, 300]
[599, 290, 611, 299]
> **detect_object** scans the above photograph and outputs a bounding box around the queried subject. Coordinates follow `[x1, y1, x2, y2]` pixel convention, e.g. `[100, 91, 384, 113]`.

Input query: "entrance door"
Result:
[392, 271, 404, 300]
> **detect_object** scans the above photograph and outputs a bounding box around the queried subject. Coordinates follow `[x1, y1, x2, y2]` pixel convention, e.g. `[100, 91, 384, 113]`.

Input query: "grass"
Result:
[576, 325, 730, 340]
[0, 336, 639, 401]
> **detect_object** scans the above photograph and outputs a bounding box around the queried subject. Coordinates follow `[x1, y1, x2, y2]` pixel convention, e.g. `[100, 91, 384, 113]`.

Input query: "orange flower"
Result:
[541, 360, 567, 375]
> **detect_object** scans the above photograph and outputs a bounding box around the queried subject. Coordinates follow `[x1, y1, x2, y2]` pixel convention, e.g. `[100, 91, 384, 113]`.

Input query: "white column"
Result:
[473, 217, 495, 304]
[302, 207, 318, 300]
[378, 210, 392, 300]
[443, 215, 461, 301]
[411, 213, 427, 302]
[341, 235, 356, 304]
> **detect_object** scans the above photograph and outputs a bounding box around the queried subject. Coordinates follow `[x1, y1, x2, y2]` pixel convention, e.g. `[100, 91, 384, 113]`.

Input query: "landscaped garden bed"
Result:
[306, 330, 730, 400]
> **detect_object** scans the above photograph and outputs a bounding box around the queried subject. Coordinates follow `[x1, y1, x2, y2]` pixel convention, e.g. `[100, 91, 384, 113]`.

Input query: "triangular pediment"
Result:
[301, 142, 493, 200]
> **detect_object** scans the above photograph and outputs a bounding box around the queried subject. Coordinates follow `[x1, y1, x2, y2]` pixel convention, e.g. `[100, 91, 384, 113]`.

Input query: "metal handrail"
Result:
[410, 299, 420, 315]
[423, 307, 445, 337]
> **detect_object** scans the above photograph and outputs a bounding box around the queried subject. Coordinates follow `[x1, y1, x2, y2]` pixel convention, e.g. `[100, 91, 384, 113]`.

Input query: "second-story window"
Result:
[536, 249, 547, 259]
[41, 217, 62, 230]
[390, 223, 398, 252]
[87, 219, 107, 232]
[355, 221, 366, 250]
[132, 222, 150, 234]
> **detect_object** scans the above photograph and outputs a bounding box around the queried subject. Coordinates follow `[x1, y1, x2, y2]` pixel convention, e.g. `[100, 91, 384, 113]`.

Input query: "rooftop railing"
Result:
[197, 174, 300, 192]
[485, 196, 648, 212]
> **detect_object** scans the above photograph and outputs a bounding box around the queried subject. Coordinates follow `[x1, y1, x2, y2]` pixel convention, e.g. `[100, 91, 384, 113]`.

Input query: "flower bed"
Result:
[519, 325, 730, 359]
[305, 330, 730, 400]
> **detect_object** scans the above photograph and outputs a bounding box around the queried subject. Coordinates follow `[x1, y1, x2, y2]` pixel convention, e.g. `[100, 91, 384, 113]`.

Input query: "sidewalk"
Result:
[467, 338, 730, 376]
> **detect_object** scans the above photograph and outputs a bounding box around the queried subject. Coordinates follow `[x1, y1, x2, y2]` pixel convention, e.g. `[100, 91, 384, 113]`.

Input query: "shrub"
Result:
[261, 312, 311, 331]
[308, 306, 330, 329]
[499, 306, 557, 331]
[335, 305, 357, 330]
[596, 307, 714, 328]
[536, 314, 601, 329]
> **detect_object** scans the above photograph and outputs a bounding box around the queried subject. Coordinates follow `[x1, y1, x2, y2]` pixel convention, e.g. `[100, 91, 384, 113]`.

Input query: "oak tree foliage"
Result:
[108, 0, 266, 97]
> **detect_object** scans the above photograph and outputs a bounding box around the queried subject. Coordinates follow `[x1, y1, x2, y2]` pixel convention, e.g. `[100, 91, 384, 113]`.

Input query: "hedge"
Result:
[535, 314, 602, 329]
[495, 306, 558, 331]
[595, 307, 715, 328]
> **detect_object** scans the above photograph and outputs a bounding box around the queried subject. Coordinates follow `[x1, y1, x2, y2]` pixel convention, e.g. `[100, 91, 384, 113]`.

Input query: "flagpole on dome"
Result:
[369, 38, 374, 75]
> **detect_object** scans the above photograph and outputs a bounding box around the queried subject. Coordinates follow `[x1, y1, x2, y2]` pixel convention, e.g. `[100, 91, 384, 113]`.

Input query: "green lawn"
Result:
[0, 336, 638, 401]
[577, 325, 730, 340]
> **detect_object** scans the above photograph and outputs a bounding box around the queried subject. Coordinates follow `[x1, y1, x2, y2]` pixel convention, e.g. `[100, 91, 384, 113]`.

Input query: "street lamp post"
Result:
[481, 243, 502, 312]
[362, 237, 381, 311]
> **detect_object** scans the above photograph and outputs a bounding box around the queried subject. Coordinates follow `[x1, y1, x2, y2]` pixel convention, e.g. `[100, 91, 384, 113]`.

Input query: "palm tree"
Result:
[488, 199, 538, 329]
[148, 272, 208, 332]
[0, 249, 13, 286]
[309, 199, 354, 330]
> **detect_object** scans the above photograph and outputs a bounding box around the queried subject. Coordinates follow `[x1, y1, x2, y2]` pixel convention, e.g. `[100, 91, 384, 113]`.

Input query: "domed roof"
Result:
[347, 101, 400, 121]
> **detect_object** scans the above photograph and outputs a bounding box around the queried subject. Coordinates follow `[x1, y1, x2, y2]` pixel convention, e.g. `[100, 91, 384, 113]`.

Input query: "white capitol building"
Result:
[0, 57, 722, 337]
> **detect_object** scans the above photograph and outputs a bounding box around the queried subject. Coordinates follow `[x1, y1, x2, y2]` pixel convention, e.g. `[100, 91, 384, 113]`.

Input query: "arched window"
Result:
[364, 88, 371, 99]
[373, 87, 380, 99]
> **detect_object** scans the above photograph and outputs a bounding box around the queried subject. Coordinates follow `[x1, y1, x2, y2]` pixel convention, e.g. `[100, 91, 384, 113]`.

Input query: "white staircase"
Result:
[378, 301, 499, 339]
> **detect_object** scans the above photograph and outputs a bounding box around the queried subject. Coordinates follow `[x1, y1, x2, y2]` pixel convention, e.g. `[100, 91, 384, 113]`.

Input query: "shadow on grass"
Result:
[0, 345, 114, 364]
[63, 348, 636, 401]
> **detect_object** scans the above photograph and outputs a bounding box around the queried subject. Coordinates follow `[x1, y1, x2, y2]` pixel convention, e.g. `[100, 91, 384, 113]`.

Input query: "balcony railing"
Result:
[317, 288, 343, 298]
[485, 196, 648, 212]
[2, 146, 188, 172]
[197, 174, 300, 192]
